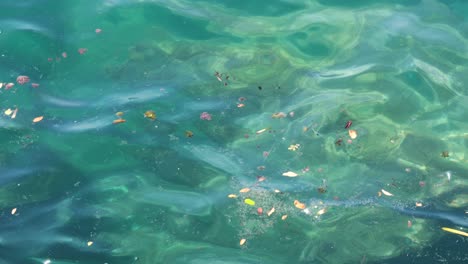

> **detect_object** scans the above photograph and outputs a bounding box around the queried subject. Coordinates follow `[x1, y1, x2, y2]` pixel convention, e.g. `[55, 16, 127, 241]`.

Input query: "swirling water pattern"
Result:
[0, 0, 467, 263]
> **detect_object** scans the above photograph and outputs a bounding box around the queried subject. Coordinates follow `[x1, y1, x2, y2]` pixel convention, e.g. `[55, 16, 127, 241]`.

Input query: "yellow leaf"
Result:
[115, 111, 124, 116]
[282, 171, 298, 177]
[244, 198, 255, 206]
[4, 108, 12, 116]
[441, 227, 468, 237]
[239, 188, 250, 193]
[112, 119, 126, 124]
[227, 194, 237, 198]
[348, 129, 357, 139]
[33, 116, 44, 123]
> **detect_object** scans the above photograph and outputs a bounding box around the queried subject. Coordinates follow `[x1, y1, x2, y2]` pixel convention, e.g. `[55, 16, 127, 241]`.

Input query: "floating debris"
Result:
[115, 111, 124, 117]
[87, 241, 93, 246]
[78, 48, 88, 55]
[5, 83, 14, 90]
[227, 194, 237, 198]
[256, 128, 269, 134]
[16, 75, 30, 85]
[294, 200, 306, 209]
[11, 108, 17, 119]
[267, 207, 275, 217]
[33, 116, 44, 123]
[288, 144, 300, 151]
[257, 176, 266, 182]
[11, 208, 17, 215]
[345, 120, 353, 129]
[441, 227, 468, 237]
[317, 208, 327, 215]
[185, 130, 194, 138]
[381, 189, 394, 196]
[200, 112, 212, 120]
[239, 238, 246, 246]
[4, 108, 12, 116]
[317, 179, 327, 193]
[239, 188, 250, 193]
[335, 138, 343, 146]
[257, 207, 263, 215]
[281, 215, 288, 220]
[112, 119, 126, 124]
[282, 171, 298, 177]
[144, 110, 156, 120]
[415, 202, 423, 207]
[348, 129, 358, 139]
[244, 198, 255, 206]
[272, 112, 286, 119]
[407, 220, 412, 228]
[441, 151, 449, 158]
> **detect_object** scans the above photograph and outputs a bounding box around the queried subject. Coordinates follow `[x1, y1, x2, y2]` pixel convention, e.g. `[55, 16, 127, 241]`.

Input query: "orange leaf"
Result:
[294, 200, 306, 209]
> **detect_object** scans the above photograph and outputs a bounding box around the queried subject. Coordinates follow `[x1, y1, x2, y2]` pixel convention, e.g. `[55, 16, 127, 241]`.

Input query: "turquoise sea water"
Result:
[0, 0, 467, 263]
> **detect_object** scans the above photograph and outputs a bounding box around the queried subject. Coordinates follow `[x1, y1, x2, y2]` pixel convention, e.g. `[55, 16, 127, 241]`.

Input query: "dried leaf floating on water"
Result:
[348, 129, 358, 139]
[244, 199, 255, 206]
[272, 112, 286, 119]
[11, 208, 17, 215]
[144, 110, 156, 120]
[317, 208, 327, 215]
[441, 227, 468, 237]
[4, 109, 12, 116]
[282, 171, 298, 177]
[87, 241, 94, 246]
[112, 119, 126, 124]
[381, 189, 394, 196]
[288, 144, 300, 151]
[185, 130, 194, 138]
[11, 108, 17, 119]
[294, 200, 306, 209]
[267, 207, 275, 217]
[33, 116, 44, 123]
[239, 188, 250, 193]
[256, 128, 269, 134]
[115, 111, 124, 116]
[281, 215, 288, 220]
[227, 194, 237, 198]
[239, 238, 246, 246]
